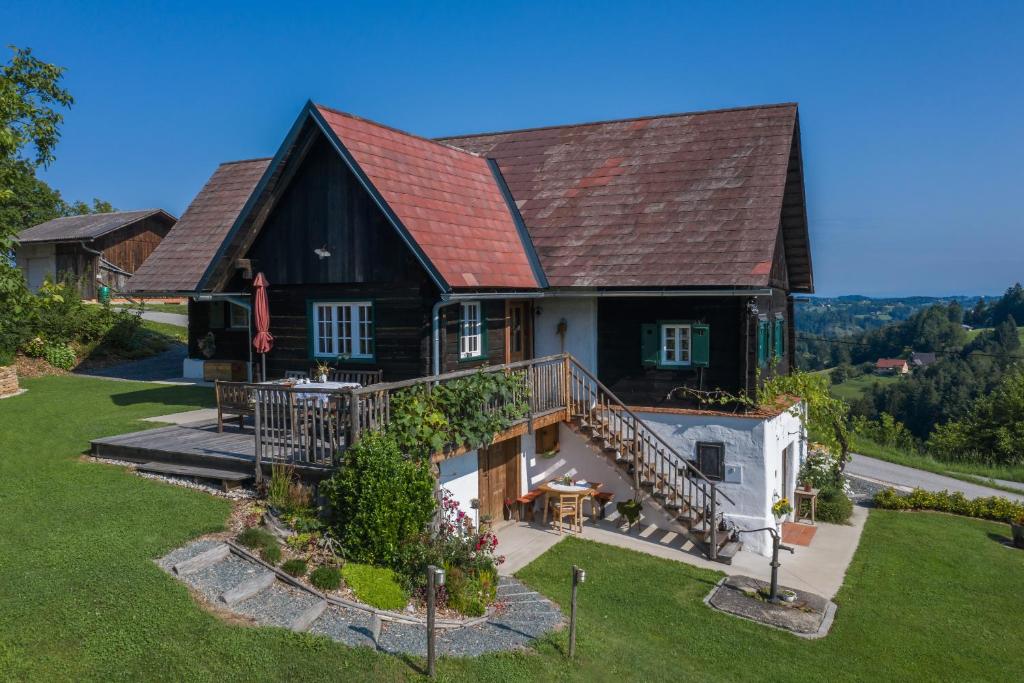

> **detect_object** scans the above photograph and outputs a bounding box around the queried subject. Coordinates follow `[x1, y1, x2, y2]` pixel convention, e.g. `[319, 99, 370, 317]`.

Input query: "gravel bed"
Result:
[845, 474, 886, 501]
[158, 542, 564, 657]
[233, 583, 320, 629]
[90, 457, 256, 500]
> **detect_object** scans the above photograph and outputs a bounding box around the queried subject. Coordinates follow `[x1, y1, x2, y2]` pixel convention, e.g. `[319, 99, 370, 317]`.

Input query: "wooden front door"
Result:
[506, 301, 532, 363]
[478, 438, 520, 523]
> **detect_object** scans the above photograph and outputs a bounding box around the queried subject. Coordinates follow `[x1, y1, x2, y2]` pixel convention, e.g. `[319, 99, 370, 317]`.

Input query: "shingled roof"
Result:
[127, 159, 270, 293]
[19, 209, 175, 243]
[316, 105, 543, 290]
[439, 103, 812, 291]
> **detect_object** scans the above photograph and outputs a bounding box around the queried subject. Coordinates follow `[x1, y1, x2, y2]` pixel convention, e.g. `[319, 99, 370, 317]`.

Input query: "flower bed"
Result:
[874, 487, 1024, 523]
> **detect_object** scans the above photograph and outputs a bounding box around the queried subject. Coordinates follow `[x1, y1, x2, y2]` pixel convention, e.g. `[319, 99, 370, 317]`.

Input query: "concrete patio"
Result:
[496, 504, 868, 599]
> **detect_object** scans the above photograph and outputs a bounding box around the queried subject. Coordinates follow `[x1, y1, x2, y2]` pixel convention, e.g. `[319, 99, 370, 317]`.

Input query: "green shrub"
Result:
[815, 486, 853, 524]
[874, 487, 1024, 523]
[341, 563, 409, 611]
[260, 544, 281, 564]
[43, 343, 75, 370]
[320, 431, 435, 566]
[0, 348, 14, 367]
[237, 527, 276, 550]
[22, 336, 46, 358]
[309, 565, 342, 591]
[282, 559, 308, 577]
[444, 563, 497, 617]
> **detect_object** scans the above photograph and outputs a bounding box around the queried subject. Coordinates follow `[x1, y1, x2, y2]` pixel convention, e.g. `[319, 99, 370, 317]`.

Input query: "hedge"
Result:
[874, 487, 1024, 524]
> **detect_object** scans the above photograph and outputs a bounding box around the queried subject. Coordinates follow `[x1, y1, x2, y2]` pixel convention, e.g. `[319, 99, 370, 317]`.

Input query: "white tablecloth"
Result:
[547, 482, 591, 493]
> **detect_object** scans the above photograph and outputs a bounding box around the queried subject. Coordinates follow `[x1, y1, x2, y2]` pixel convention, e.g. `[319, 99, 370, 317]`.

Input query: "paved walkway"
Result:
[75, 344, 188, 382]
[497, 504, 868, 599]
[847, 453, 1024, 502]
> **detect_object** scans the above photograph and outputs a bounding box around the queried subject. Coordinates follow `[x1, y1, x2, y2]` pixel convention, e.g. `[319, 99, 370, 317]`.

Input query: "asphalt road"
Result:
[846, 453, 1024, 502]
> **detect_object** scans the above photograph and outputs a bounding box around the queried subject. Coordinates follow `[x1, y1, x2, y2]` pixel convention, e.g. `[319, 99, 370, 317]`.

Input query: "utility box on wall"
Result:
[724, 464, 743, 484]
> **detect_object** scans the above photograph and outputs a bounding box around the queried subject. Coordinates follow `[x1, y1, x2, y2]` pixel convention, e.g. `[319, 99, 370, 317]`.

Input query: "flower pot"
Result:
[803, 482, 812, 492]
[780, 589, 797, 603]
[1012, 522, 1024, 549]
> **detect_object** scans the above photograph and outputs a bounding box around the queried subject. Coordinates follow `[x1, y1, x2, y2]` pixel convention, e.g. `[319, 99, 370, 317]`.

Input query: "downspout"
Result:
[431, 299, 457, 376]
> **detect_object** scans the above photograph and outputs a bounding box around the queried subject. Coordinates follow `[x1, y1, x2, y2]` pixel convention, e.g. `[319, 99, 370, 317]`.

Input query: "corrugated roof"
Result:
[315, 105, 541, 289]
[18, 209, 174, 243]
[438, 103, 803, 288]
[127, 159, 271, 293]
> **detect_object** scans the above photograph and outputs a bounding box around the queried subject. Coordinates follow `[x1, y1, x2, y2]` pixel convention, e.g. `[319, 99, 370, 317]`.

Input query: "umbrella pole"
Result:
[261, 353, 266, 383]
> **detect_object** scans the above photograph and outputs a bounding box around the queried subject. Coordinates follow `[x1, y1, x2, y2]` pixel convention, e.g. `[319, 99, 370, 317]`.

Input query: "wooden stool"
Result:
[593, 491, 615, 519]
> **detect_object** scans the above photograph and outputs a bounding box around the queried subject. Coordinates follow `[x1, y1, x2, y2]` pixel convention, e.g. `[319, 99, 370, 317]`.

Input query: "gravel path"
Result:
[159, 540, 564, 657]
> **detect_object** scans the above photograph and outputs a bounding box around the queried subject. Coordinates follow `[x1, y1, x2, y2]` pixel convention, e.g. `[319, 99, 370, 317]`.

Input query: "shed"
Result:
[16, 209, 176, 299]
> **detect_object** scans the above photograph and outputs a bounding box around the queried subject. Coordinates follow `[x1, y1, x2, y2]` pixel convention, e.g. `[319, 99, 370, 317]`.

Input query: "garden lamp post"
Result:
[426, 565, 445, 678]
[569, 565, 586, 659]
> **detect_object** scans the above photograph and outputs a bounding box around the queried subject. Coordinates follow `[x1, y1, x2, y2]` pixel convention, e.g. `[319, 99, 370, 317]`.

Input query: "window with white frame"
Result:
[460, 301, 483, 359]
[311, 301, 374, 359]
[660, 323, 691, 366]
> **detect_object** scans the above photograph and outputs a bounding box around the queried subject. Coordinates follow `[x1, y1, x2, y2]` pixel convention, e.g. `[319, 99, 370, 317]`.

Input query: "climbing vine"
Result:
[387, 369, 530, 460]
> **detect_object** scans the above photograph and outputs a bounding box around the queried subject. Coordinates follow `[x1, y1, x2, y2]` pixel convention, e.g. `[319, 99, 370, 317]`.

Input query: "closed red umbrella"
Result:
[252, 272, 273, 380]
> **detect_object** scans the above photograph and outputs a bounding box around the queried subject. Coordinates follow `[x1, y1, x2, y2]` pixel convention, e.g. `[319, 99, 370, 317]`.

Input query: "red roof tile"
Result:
[316, 105, 540, 290]
[439, 104, 803, 288]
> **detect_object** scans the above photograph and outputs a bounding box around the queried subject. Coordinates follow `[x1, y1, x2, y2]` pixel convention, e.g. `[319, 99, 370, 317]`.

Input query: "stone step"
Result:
[172, 543, 230, 575]
[290, 599, 328, 632]
[218, 571, 275, 606]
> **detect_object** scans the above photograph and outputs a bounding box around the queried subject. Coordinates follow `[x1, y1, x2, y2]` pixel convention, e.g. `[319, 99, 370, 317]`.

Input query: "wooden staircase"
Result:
[565, 358, 740, 563]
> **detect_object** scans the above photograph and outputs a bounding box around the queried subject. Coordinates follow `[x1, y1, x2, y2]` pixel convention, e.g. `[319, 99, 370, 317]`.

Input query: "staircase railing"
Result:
[565, 355, 735, 560]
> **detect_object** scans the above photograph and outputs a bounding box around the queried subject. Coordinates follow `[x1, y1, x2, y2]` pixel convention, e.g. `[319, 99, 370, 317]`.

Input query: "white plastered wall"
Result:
[533, 297, 598, 372]
[437, 451, 480, 530]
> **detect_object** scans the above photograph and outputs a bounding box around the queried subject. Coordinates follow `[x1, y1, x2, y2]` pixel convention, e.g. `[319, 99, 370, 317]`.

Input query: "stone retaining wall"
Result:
[0, 366, 19, 398]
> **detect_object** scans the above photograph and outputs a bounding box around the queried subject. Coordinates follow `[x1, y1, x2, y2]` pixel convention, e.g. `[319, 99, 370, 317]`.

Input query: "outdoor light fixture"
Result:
[313, 245, 331, 259]
[434, 566, 446, 586]
[426, 564, 445, 677]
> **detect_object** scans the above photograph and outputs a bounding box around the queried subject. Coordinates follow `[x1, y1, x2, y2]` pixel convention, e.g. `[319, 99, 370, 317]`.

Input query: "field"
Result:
[826, 370, 901, 402]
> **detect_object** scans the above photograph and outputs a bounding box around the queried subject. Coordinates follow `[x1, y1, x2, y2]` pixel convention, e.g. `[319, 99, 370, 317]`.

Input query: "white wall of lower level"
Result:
[438, 450, 480, 530]
[636, 406, 805, 556]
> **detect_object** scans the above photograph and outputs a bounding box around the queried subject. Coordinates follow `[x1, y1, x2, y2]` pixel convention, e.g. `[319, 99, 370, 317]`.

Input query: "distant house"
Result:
[875, 358, 909, 375]
[16, 210, 176, 299]
[910, 351, 937, 368]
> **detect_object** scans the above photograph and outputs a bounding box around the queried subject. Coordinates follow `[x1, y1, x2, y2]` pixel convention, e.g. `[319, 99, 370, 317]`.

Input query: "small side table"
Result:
[793, 487, 819, 525]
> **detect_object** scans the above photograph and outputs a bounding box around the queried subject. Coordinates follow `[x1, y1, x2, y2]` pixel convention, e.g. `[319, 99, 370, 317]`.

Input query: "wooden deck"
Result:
[92, 422, 258, 474]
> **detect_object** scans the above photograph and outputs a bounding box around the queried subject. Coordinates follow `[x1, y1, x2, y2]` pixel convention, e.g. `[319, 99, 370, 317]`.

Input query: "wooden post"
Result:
[426, 565, 438, 677]
[709, 486, 719, 561]
[253, 390, 263, 484]
[349, 391, 361, 446]
[563, 354, 572, 421]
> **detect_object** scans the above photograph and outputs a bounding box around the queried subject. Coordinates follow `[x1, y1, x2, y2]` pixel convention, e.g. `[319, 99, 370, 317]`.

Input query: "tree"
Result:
[929, 368, 1024, 466]
[995, 315, 1020, 353]
[1, 47, 73, 251]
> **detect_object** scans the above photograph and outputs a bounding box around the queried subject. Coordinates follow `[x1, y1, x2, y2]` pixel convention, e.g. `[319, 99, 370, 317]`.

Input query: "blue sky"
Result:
[5, 1, 1022, 297]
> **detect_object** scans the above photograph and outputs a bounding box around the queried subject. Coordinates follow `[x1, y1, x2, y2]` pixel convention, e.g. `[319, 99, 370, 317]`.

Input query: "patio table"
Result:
[538, 481, 601, 526]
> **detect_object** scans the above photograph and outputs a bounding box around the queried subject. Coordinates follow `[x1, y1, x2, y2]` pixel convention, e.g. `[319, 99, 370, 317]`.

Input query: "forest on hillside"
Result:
[795, 284, 1024, 467]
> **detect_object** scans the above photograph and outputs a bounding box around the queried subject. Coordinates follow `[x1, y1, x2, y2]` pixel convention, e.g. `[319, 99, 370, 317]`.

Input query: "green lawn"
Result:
[141, 302, 188, 315]
[829, 372, 901, 402]
[2, 375, 1023, 681]
[966, 325, 1024, 344]
[852, 435, 1024, 492]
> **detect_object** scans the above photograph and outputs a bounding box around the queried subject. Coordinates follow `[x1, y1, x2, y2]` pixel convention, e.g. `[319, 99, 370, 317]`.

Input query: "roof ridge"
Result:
[44, 208, 163, 221]
[314, 103, 485, 158]
[219, 157, 273, 166]
[437, 102, 799, 141]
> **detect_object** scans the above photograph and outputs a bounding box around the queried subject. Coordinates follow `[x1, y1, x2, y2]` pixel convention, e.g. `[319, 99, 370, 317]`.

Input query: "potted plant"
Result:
[313, 361, 331, 383]
[560, 474, 573, 486]
[779, 589, 797, 603]
[772, 497, 793, 519]
[616, 496, 643, 532]
[1012, 513, 1024, 549]
[801, 480, 812, 492]
[479, 513, 494, 533]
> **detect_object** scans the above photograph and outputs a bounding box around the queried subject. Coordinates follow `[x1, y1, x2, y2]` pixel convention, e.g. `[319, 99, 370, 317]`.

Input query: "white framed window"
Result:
[311, 301, 374, 359]
[228, 303, 248, 330]
[660, 323, 691, 366]
[460, 301, 484, 359]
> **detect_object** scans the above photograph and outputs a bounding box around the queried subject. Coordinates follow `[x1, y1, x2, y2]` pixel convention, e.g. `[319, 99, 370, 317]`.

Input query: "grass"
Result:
[341, 564, 408, 610]
[852, 435, 1024, 493]
[966, 325, 1024, 344]
[2, 374, 1024, 680]
[829, 372, 901, 402]
[77, 319, 187, 368]
[141, 303, 188, 315]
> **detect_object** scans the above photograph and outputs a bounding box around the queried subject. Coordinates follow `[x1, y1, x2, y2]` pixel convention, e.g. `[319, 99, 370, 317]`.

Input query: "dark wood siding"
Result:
[245, 133, 408, 286]
[96, 215, 174, 273]
[439, 300, 507, 373]
[54, 244, 97, 298]
[743, 288, 792, 390]
[598, 296, 747, 406]
[187, 299, 250, 362]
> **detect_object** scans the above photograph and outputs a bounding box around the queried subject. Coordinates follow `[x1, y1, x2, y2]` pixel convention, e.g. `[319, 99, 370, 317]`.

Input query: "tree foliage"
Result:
[0, 46, 73, 168]
[759, 369, 850, 462]
[928, 368, 1024, 466]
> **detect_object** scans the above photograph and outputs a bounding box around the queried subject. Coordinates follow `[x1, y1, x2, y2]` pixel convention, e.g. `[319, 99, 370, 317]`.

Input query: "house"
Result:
[875, 358, 909, 375]
[910, 351, 937, 368]
[16, 210, 177, 298]
[127, 100, 814, 556]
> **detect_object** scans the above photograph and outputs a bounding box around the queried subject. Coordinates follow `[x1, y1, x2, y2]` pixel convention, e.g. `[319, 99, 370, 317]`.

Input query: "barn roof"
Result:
[18, 209, 175, 244]
[439, 103, 812, 291]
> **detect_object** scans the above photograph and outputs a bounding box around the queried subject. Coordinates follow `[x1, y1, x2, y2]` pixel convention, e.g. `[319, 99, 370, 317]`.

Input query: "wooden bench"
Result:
[515, 489, 544, 522]
[215, 381, 255, 433]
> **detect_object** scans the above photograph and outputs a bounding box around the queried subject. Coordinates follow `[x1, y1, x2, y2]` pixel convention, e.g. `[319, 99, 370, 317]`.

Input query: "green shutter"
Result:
[757, 319, 768, 367]
[692, 323, 710, 367]
[774, 316, 785, 359]
[641, 324, 659, 367]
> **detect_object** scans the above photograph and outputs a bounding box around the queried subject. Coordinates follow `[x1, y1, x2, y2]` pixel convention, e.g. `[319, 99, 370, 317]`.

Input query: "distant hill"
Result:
[795, 295, 987, 338]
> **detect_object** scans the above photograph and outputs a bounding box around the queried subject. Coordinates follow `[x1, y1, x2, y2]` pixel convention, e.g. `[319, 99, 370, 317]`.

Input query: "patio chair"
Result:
[215, 381, 255, 433]
[549, 493, 582, 535]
